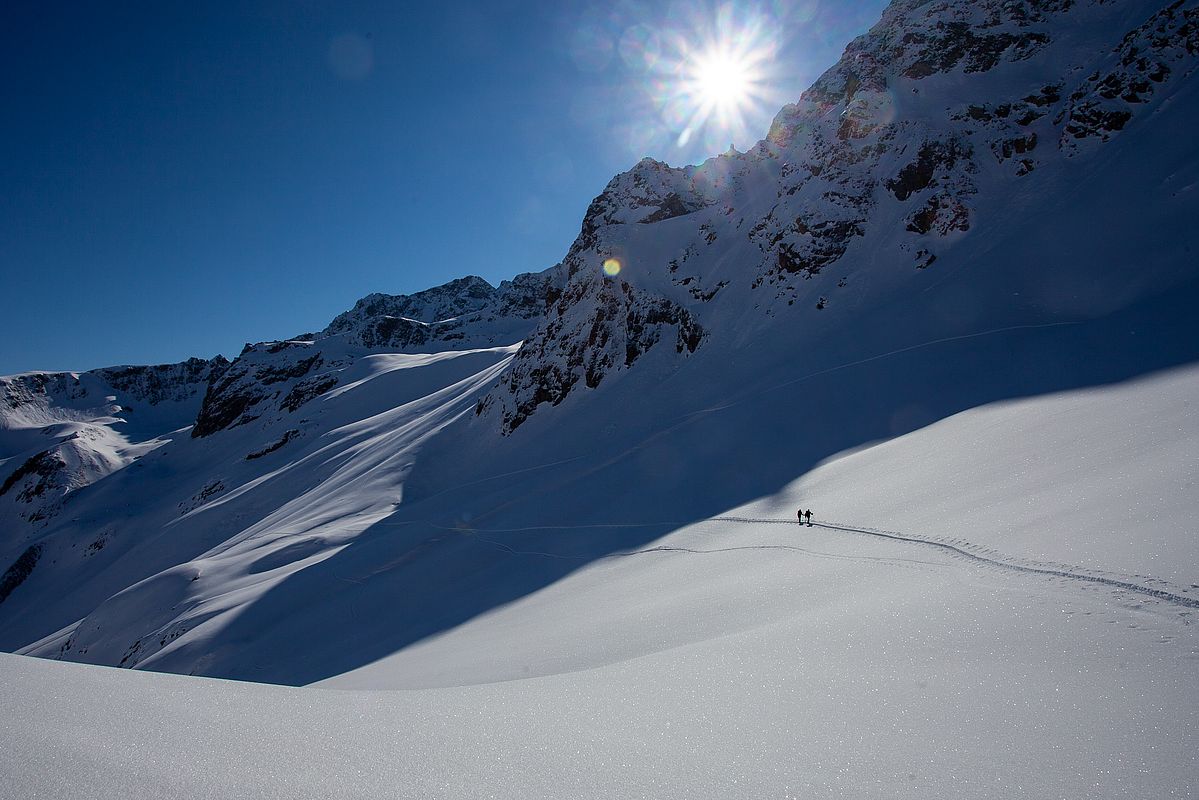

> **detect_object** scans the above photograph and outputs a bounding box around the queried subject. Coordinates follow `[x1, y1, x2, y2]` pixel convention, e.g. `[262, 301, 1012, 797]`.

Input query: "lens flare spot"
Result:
[602, 258, 622, 276]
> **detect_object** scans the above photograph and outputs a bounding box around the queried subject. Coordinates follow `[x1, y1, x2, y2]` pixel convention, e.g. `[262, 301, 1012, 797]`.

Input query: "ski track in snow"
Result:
[460, 528, 949, 572]
[805, 519, 1199, 611]
[442, 516, 1199, 613]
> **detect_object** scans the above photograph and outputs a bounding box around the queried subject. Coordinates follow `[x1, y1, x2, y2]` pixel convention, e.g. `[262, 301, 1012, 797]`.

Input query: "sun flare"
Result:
[654, 8, 781, 154]
[691, 51, 753, 111]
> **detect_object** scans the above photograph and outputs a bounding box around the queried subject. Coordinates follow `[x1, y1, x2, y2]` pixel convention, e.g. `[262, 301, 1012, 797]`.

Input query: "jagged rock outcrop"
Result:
[191, 342, 335, 437]
[469, 155, 721, 434]
[92, 358, 231, 407]
[1059, 0, 1199, 152]
[479, 277, 704, 434]
[0, 450, 64, 504]
[0, 544, 41, 606]
[2, 373, 88, 415]
[1, 358, 228, 425]
[188, 273, 569, 438]
[577, 158, 715, 245]
[321, 272, 564, 351]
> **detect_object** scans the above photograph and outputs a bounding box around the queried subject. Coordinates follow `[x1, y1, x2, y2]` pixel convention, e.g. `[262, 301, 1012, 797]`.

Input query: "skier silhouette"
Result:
[805, 510, 812, 527]
[797, 508, 804, 523]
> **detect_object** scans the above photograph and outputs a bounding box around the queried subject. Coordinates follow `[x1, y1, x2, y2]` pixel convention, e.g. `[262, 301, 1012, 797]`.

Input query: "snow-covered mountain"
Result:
[2, 0, 1199, 793]
[0, 358, 228, 540]
[320, 271, 563, 351]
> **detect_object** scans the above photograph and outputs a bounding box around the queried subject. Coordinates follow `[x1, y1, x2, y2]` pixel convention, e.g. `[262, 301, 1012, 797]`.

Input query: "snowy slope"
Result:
[2, 368, 1198, 798]
[0, 0, 1194, 769]
[1, 0, 1199, 795]
[0, 340, 520, 672]
[0, 358, 227, 542]
[321, 361, 1199, 691]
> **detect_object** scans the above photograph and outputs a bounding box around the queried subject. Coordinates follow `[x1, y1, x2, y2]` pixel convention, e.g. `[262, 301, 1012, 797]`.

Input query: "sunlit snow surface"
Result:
[2, 366, 1198, 798]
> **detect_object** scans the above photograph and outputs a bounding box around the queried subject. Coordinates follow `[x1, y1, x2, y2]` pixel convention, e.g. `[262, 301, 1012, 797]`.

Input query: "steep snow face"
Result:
[0, 358, 227, 538]
[0, 343, 520, 675]
[480, 0, 1199, 432]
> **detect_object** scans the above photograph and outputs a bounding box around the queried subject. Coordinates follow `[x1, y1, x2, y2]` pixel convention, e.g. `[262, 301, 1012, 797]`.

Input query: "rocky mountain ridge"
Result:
[320, 271, 564, 350]
[0, 357, 229, 534]
[0, 0, 1196, 684]
[476, 0, 1199, 434]
[187, 270, 565, 440]
[5, 0, 1194, 538]
[14, 0, 1192, 454]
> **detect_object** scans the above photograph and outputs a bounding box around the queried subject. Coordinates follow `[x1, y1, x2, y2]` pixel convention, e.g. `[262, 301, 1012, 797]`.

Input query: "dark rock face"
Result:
[470, 149, 724, 434]
[887, 139, 973, 201]
[494, 272, 562, 320]
[574, 157, 715, 253]
[280, 376, 338, 413]
[754, 0, 1080, 292]
[2, 373, 87, 411]
[1059, 1, 1198, 150]
[352, 317, 434, 350]
[179, 479, 226, 514]
[750, 121, 879, 289]
[780, 0, 1068, 127]
[0, 450, 64, 500]
[772, 220, 866, 280]
[191, 375, 270, 438]
[93, 357, 230, 406]
[482, 278, 704, 435]
[902, 24, 1050, 79]
[257, 354, 324, 386]
[755, 0, 1199, 295]
[640, 192, 704, 224]
[948, 88, 1056, 179]
[907, 193, 972, 235]
[192, 346, 330, 438]
[0, 544, 42, 606]
[245, 429, 300, 460]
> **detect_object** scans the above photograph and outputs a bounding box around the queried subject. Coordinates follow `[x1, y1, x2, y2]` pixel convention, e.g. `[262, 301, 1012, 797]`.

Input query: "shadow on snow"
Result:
[208, 267, 1199, 686]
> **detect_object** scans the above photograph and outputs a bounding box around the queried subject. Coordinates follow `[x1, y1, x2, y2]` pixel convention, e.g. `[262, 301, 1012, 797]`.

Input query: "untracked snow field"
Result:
[2, 364, 1197, 799]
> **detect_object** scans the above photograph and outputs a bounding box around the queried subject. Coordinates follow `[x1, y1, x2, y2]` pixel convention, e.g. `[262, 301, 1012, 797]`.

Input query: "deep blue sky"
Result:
[0, 1, 889, 374]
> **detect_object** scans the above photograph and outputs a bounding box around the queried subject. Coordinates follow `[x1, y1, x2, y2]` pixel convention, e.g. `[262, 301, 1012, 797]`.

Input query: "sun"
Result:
[653, 8, 781, 153]
[691, 50, 753, 112]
